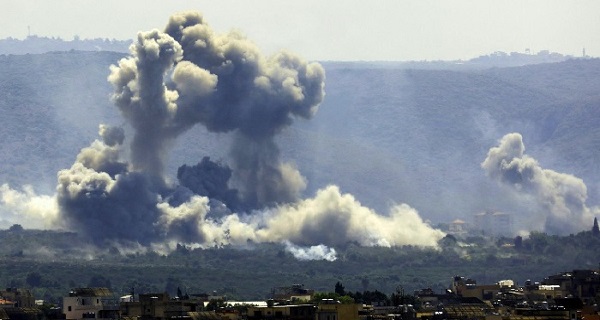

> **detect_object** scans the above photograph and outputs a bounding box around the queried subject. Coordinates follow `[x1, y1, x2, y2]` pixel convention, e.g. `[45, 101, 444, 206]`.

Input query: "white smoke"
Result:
[150, 185, 445, 249]
[284, 241, 337, 261]
[0, 184, 59, 229]
[482, 132, 597, 234]
[253, 185, 445, 247]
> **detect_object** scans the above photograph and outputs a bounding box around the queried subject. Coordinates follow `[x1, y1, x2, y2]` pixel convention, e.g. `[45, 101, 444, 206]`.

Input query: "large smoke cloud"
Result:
[482, 133, 598, 234]
[108, 11, 324, 207]
[0, 11, 445, 256]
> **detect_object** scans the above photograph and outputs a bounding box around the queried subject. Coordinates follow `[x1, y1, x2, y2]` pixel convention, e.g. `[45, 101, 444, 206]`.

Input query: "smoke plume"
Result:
[107, 11, 325, 207]
[283, 241, 338, 261]
[0, 11, 445, 254]
[482, 133, 597, 234]
[0, 184, 58, 229]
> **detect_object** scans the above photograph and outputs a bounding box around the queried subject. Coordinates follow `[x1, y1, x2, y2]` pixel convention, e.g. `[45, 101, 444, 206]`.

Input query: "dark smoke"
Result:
[99, 124, 125, 147]
[57, 164, 162, 244]
[163, 11, 325, 206]
[55, 11, 325, 246]
[2, 11, 446, 255]
[177, 157, 239, 209]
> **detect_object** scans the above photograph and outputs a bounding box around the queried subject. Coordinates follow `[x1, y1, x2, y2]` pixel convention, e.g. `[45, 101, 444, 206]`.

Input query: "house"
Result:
[474, 211, 512, 236]
[120, 292, 203, 320]
[0, 288, 44, 320]
[63, 287, 119, 320]
[246, 302, 316, 320]
[448, 219, 468, 236]
[543, 269, 600, 305]
[0, 288, 35, 308]
[271, 284, 314, 302]
[316, 299, 361, 320]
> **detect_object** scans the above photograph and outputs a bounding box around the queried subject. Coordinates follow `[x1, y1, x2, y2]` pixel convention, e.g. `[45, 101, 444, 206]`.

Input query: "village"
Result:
[1, 267, 599, 320]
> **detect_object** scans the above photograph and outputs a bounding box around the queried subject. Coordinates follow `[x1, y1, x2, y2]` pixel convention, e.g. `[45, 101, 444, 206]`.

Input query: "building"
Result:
[120, 292, 203, 320]
[542, 269, 600, 305]
[448, 219, 468, 236]
[316, 300, 360, 320]
[474, 211, 512, 236]
[63, 288, 120, 320]
[0, 288, 35, 308]
[246, 302, 316, 320]
[271, 285, 314, 302]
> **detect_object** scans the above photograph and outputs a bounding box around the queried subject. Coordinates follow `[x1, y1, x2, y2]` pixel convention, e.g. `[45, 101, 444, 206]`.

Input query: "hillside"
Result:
[1, 227, 599, 303]
[1, 51, 600, 228]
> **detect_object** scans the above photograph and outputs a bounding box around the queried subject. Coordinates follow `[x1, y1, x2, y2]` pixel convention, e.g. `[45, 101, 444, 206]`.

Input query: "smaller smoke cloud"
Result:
[0, 184, 59, 229]
[99, 124, 125, 147]
[252, 186, 445, 248]
[229, 134, 307, 209]
[156, 195, 210, 243]
[163, 11, 325, 207]
[76, 125, 127, 177]
[283, 241, 337, 261]
[482, 132, 597, 234]
[108, 29, 186, 180]
[177, 157, 240, 210]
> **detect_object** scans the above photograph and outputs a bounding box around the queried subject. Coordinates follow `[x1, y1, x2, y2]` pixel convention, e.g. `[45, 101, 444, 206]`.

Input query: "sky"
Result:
[2, 0, 600, 61]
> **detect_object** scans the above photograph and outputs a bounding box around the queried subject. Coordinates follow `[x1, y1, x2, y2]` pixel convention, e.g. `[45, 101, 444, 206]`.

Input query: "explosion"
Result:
[482, 132, 597, 235]
[1, 11, 445, 260]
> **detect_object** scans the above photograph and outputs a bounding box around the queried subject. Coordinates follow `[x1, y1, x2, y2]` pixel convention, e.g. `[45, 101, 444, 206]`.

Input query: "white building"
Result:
[63, 288, 119, 320]
[474, 211, 512, 236]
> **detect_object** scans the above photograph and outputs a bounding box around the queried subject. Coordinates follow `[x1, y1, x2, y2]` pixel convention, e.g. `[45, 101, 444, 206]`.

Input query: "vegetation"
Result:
[1, 227, 599, 304]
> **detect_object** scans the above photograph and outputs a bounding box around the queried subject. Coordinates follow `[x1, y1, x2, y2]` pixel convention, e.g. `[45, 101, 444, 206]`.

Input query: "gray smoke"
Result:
[57, 162, 162, 244]
[482, 133, 597, 234]
[75, 125, 128, 177]
[99, 124, 125, 147]
[108, 30, 188, 184]
[163, 11, 324, 206]
[106, 11, 325, 207]
[57, 10, 325, 245]
[177, 157, 239, 209]
[1, 11, 446, 252]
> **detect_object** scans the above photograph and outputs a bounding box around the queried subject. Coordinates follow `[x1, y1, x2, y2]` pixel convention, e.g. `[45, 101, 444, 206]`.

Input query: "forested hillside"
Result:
[1, 226, 599, 303]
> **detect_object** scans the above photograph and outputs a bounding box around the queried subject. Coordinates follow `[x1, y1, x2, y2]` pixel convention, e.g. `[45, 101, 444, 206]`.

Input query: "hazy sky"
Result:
[2, 0, 599, 61]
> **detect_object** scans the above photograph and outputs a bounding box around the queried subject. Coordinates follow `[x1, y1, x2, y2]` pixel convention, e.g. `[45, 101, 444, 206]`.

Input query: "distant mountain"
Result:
[0, 36, 131, 55]
[1, 51, 599, 228]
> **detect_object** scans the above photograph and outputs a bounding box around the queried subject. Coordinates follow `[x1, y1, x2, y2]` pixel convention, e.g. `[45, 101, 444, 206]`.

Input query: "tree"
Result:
[311, 292, 355, 304]
[8, 224, 24, 232]
[334, 281, 345, 296]
[88, 274, 111, 289]
[514, 236, 523, 249]
[164, 277, 182, 296]
[26, 272, 42, 287]
[593, 217, 599, 237]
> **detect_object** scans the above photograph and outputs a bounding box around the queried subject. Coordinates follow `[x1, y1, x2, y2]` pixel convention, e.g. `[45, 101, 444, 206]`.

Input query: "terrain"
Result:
[1, 226, 599, 303]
